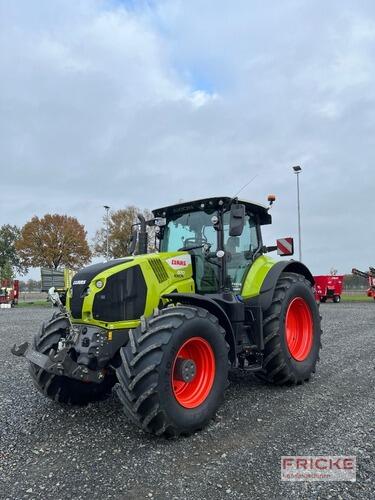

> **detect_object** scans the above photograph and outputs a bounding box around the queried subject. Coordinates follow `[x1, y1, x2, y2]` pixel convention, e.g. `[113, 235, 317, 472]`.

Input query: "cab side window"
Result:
[224, 214, 259, 292]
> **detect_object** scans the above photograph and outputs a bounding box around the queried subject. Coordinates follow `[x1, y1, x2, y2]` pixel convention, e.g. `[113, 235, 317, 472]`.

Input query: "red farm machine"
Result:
[314, 274, 344, 303]
[0, 279, 19, 308]
[352, 268, 375, 300]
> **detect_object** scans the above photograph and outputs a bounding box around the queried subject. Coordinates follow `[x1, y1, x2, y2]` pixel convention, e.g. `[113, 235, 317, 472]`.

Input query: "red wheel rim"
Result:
[172, 337, 216, 408]
[285, 297, 314, 361]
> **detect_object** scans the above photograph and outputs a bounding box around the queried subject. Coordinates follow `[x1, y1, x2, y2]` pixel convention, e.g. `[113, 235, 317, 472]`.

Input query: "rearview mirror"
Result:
[229, 203, 245, 237]
[48, 287, 62, 307]
[277, 237, 294, 256]
[154, 217, 166, 227]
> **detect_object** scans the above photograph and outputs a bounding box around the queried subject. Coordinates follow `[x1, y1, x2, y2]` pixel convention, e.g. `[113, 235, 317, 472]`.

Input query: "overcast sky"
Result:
[1, 0, 374, 279]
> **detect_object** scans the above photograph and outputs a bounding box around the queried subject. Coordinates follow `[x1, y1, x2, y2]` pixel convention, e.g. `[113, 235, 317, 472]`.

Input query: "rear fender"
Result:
[256, 260, 314, 311]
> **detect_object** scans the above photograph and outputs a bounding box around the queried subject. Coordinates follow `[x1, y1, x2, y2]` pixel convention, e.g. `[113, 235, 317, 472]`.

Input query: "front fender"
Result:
[163, 293, 236, 363]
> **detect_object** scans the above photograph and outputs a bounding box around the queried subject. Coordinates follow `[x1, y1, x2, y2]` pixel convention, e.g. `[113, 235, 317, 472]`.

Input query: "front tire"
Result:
[258, 272, 322, 385]
[333, 295, 341, 303]
[115, 306, 229, 437]
[29, 314, 116, 405]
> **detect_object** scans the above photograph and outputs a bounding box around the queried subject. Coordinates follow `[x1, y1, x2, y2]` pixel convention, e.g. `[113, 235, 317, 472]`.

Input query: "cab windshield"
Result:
[160, 211, 218, 253]
[160, 209, 260, 294]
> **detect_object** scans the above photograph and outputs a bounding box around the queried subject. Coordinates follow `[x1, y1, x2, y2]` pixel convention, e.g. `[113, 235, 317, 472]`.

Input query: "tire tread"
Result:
[116, 305, 228, 437]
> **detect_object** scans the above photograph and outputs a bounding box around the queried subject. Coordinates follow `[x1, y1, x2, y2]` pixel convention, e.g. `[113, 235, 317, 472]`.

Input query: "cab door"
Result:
[224, 213, 260, 293]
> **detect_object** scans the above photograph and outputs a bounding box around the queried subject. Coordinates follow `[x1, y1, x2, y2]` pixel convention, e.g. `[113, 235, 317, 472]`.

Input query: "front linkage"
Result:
[11, 340, 105, 384]
[12, 288, 111, 384]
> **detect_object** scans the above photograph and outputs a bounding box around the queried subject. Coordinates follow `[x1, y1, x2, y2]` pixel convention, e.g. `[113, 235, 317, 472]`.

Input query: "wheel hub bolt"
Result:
[174, 358, 196, 382]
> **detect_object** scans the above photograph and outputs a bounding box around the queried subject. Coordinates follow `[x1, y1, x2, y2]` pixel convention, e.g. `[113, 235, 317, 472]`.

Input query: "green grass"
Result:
[341, 294, 373, 302]
[17, 300, 52, 308]
[14, 294, 374, 308]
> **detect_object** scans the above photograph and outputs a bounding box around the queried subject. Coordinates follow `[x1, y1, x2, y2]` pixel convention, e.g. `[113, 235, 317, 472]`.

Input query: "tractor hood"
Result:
[68, 253, 194, 328]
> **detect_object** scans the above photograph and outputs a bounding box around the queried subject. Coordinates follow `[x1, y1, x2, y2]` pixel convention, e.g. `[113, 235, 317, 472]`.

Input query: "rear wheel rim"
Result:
[285, 297, 314, 361]
[172, 337, 215, 408]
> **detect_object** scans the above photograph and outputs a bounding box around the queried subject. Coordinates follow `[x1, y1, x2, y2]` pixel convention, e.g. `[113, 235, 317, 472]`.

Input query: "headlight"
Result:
[96, 280, 104, 289]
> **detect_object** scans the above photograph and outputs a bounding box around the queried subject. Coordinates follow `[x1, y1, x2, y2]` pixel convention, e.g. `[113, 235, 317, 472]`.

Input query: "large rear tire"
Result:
[29, 314, 116, 405]
[115, 305, 229, 437]
[257, 272, 322, 385]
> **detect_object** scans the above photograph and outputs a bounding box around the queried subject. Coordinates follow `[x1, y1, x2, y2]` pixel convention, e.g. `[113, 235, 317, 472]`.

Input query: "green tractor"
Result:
[12, 196, 321, 437]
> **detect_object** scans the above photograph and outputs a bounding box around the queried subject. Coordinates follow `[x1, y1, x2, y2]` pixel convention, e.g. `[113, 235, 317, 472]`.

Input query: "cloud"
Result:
[1, 0, 375, 278]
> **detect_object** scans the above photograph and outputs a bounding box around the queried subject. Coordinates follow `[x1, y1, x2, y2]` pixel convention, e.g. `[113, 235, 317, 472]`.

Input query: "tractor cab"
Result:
[153, 196, 271, 295]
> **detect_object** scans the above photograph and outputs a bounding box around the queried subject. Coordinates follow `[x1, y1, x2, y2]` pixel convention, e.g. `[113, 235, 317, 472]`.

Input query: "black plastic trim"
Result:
[92, 265, 147, 322]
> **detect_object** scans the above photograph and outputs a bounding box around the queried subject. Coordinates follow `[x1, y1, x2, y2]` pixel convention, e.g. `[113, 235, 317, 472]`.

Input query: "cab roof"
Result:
[153, 196, 272, 225]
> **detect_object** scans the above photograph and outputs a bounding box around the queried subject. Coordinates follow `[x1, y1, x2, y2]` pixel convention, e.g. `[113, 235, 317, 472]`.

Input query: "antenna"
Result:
[232, 174, 258, 199]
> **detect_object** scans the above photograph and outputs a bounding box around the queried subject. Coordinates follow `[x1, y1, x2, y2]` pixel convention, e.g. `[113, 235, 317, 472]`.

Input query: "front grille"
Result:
[148, 258, 168, 283]
[70, 284, 89, 319]
[69, 259, 130, 319]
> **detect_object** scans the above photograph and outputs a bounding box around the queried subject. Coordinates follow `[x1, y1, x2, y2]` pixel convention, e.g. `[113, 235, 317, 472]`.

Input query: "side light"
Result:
[96, 280, 104, 289]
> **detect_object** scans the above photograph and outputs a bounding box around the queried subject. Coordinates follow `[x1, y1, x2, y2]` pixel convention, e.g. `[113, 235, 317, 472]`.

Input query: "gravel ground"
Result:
[0, 304, 374, 500]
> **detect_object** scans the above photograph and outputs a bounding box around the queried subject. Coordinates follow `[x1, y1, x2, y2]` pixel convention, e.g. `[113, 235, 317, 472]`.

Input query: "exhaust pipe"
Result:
[136, 213, 148, 255]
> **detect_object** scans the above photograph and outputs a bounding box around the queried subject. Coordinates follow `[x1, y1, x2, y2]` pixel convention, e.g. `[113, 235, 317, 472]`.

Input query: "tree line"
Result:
[0, 209, 371, 288]
[0, 206, 150, 280]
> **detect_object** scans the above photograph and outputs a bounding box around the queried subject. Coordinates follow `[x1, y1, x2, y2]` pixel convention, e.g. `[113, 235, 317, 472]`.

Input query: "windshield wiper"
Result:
[178, 243, 222, 268]
[178, 244, 206, 251]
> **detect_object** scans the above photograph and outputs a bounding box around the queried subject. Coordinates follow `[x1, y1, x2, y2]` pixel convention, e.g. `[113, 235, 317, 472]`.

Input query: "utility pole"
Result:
[292, 166, 302, 261]
[103, 205, 110, 261]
